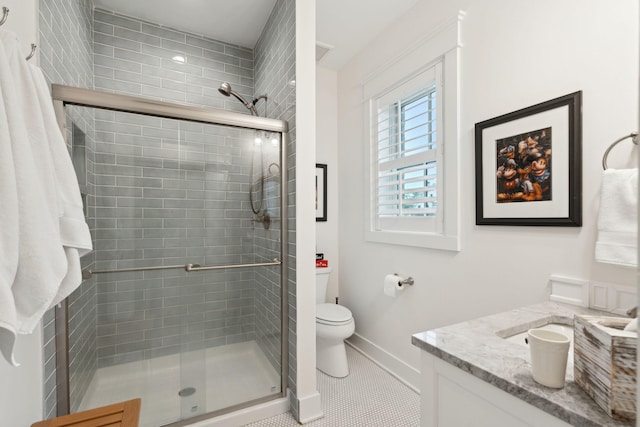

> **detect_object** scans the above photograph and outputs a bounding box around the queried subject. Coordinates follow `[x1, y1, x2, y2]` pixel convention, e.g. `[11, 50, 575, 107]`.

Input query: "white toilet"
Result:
[315, 267, 355, 378]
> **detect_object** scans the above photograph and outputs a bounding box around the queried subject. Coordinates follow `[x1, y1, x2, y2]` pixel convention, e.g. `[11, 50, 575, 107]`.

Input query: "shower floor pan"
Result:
[78, 341, 280, 427]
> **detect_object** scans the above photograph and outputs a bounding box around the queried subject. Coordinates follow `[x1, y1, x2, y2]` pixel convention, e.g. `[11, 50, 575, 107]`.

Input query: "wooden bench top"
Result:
[31, 398, 141, 427]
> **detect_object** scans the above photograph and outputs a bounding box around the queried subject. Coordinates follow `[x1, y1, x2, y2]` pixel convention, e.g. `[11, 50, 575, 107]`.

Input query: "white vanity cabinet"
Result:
[419, 351, 572, 427]
[412, 302, 633, 427]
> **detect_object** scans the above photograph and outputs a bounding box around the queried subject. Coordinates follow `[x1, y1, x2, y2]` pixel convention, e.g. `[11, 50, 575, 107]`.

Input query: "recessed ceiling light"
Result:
[172, 55, 185, 63]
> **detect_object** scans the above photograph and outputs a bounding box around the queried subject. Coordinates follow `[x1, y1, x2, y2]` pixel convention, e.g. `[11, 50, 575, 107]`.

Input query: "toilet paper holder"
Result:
[394, 273, 414, 287]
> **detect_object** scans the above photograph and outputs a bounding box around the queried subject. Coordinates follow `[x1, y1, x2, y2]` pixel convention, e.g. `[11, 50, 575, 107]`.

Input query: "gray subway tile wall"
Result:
[39, 0, 97, 418]
[90, 9, 282, 369]
[93, 9, 254, 114]
[254, 0, 298, 419]
[42, 309, 57, 417]
[253, 0, 296, 412]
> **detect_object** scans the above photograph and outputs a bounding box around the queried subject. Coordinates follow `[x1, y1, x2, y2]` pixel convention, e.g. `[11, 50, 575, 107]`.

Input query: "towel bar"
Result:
[81, 258, 281, 279]
[602, 132, 639, 170]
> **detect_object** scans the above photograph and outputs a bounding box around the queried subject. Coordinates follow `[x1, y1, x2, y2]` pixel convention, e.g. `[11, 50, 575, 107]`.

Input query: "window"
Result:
[362, 14, 462, 251]
[375, 64, 442, 234]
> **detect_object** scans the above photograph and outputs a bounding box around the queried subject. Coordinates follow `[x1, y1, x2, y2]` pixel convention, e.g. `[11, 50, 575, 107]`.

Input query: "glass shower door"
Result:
[174, 124, 284, 417]
[62, 103, 284, 426]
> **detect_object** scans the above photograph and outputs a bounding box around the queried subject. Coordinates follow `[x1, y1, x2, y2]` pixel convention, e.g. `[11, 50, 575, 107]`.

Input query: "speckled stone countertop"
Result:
[411, 301, 634, 427]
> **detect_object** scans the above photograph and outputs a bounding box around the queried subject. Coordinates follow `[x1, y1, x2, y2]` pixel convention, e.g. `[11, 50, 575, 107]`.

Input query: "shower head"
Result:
[217, 82, 233, 97]
[217, 82, 266, 116]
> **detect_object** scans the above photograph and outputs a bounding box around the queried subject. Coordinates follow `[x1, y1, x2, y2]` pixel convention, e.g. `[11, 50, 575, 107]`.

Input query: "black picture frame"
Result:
[474, 91, 582, 226]
[316, 163, 327, 222]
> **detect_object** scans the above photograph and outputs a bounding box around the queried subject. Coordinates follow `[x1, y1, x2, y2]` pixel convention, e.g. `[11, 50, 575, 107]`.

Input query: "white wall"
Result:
[0, 2, 44, 425]
[0, 327, 44, 426]
[1, 0, 38, 63]
[315, 67, 339, 302]
[294, 0, 323, 422]
[335, 0, 639, 387]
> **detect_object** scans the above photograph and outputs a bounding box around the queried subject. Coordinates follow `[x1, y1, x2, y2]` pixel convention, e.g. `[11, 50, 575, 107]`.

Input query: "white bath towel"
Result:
[0, 40, 20, 366]
[29, 64, 92, 307]
[595, 168, 638, 267]
[0, 30, 67, 365]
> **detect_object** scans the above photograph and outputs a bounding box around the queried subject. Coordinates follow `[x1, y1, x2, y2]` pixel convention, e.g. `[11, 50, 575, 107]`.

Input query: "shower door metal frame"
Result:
[51, 84, 290, 423]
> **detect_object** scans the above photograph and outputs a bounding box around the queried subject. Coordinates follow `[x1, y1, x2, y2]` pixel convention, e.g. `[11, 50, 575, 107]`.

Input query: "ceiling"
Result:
[93, 0, 278, 49]
[315, 0, 419, 69]
[93, 0, 420, 70]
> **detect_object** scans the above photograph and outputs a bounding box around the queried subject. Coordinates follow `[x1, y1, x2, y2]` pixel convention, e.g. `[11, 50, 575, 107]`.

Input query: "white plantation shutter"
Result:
[373, 62, 443, 233]
[363, 14, 462, 251]
[377, 161, 437, 216]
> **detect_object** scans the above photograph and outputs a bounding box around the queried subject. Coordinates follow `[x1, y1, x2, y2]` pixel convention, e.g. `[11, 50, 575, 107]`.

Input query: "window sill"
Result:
[365, 229, 460, 252]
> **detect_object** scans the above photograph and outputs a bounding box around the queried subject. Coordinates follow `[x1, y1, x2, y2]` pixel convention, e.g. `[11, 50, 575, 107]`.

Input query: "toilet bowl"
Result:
[316, 267, 355, 378]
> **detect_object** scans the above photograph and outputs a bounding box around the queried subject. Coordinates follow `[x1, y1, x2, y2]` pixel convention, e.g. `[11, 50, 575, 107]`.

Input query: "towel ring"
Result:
[0, 6, 9, 27]
[25, 43, 36, 61]
[602, 132, 639, 170]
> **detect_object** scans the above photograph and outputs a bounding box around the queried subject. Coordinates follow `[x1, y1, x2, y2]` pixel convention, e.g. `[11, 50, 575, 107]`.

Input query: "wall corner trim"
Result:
[295, 391, 323, 424]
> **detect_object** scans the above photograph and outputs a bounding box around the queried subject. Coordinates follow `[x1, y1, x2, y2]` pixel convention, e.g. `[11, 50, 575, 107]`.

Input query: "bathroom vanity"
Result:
[412, 302, 634, 427]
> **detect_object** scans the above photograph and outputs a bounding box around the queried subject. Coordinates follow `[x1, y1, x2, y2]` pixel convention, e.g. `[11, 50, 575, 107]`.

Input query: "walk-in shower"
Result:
[51, 84, 288, 427]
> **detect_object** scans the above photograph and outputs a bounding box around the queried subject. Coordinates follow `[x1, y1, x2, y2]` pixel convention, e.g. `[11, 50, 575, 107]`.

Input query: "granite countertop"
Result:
[411, 301, 634, 427]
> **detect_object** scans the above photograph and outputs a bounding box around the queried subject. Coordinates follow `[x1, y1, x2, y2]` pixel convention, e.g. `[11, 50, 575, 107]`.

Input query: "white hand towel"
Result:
[595, 168, 638, 267]
[0, 30, 67, 365]
[29, 65, 93, 307]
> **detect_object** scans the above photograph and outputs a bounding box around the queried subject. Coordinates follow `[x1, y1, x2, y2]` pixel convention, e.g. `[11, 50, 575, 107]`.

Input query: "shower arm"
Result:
[227, 91, 259, 116]
[249, 95, 268, 116]
[251, 95, 268, 106]
[218, 82, 267, 117]
[227, 89, 268, 117]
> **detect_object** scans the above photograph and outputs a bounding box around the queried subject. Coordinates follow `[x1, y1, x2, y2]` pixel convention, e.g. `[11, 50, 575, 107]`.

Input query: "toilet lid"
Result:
[316, 303, 352, 323]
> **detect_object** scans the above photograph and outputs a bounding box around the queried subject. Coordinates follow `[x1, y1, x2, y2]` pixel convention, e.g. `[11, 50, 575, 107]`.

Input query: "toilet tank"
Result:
[315, 267, 332, 303]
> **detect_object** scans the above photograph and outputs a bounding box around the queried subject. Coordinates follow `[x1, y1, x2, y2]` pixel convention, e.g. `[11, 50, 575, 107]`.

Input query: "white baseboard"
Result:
[347, 333, 421, 393]
[296, 390, 323, 424]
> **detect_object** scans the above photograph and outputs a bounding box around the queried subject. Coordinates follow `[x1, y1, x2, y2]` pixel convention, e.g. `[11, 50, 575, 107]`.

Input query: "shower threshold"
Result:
[78, 341, 280, 427]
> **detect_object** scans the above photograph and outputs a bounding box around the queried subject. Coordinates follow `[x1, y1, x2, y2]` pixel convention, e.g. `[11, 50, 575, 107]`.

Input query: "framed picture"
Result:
[316, 163, 327, 221]
[475, 91, 582, 226]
